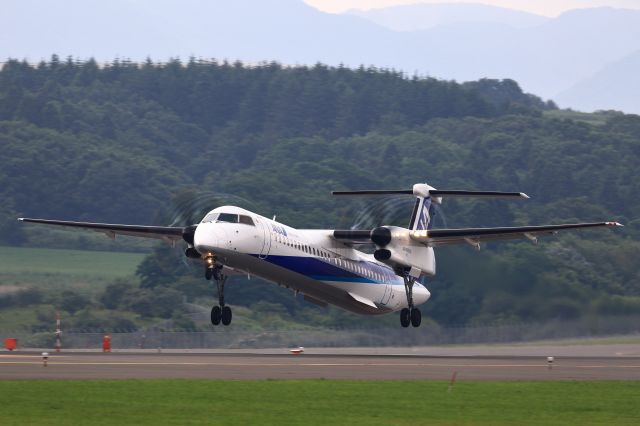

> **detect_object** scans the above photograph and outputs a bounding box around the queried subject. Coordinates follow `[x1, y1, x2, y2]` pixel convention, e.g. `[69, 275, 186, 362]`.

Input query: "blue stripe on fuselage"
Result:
[249, 254, 402, 285]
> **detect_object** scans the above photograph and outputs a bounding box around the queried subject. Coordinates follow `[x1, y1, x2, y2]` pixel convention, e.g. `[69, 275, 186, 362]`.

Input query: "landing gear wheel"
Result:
[400, 308, 411, 328]
[210, 306, 221, 325]
[205, 268, 213, 280]
[400, 271, 421, 328]
[410, 308, 422, 327]
[221, 306, 232, 326]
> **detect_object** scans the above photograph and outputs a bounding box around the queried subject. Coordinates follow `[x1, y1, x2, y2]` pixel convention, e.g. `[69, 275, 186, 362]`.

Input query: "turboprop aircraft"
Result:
[18, 183, 622, 328]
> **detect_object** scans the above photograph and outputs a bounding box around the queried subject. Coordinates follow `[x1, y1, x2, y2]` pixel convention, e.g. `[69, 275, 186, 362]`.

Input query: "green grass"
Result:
[0, 245, 146, 295]
[0, 380, 638, 425]
[0, 305, 43, 330]
[0, 246, 145, 279]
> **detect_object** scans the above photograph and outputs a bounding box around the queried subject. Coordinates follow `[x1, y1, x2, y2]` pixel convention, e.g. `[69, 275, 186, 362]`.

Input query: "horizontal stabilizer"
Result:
[332, 189, 413, 196]
[429, 190, 529, 199]
[332, 186, 528, 199]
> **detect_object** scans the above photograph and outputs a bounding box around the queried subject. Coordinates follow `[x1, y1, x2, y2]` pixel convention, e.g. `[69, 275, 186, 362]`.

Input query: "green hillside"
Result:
[0, 57, 638, 329]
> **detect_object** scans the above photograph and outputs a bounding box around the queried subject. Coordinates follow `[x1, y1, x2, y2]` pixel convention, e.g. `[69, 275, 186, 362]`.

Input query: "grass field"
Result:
[0, 246, 145, 279]
[0, 246, 146, 296]
[1, 380, 638, 425]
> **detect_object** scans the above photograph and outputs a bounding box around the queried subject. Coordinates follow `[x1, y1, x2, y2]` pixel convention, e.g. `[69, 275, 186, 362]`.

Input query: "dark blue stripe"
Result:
[250, 254, 402, 285]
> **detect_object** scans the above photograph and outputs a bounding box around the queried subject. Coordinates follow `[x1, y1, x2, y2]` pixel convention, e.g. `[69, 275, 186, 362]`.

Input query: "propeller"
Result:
[347, 195, 415, 230]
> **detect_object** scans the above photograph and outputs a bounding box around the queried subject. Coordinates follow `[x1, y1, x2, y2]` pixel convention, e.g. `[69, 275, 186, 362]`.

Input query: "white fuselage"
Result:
[193, 206, 430, 315]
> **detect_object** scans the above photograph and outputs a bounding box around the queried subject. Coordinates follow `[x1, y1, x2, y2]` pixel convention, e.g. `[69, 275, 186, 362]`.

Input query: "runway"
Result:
[2, 345, 640, 380]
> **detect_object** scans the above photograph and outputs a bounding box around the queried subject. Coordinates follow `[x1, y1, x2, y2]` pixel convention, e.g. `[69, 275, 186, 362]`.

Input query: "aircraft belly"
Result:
[217, 251, 394, 315]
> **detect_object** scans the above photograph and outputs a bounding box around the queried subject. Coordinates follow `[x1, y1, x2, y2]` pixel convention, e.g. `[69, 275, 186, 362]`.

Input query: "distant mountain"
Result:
[347, 3, 549, 31]
[555, 50, 640, 114]
[400, 7, 640, 101]
[2, 1, 640, 112]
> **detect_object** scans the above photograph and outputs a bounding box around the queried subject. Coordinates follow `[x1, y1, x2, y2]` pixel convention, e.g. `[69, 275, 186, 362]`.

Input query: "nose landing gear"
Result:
[203, 254, 232, 326]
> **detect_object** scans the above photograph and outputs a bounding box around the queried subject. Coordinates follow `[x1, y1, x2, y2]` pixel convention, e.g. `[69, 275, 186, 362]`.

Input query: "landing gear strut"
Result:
[400, 272, 421, 328]
[204, 255, 232, 326]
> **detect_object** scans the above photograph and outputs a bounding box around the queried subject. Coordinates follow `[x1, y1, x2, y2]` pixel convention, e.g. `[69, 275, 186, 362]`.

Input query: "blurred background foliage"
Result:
[0, 57, 637, 330]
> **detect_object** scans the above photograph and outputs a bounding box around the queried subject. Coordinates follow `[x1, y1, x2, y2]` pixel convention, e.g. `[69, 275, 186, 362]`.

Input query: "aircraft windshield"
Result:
[201, 213, 219, 223]
[239, 215, 255, 226]
[214, 213, 255, 226]
[217, 213, 238, 223]
[202, 213, 255, 226]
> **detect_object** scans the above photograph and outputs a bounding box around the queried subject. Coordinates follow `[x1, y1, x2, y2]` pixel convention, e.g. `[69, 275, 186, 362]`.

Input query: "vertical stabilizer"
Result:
[409, 196, 433, 231]
[409, 183, 438, 231]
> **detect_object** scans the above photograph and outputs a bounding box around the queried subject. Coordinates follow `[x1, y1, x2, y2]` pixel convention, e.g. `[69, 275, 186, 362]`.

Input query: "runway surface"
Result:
[2, 345, 640, 380]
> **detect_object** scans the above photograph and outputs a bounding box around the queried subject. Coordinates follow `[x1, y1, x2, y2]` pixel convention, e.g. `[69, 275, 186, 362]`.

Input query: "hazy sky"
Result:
[305, 0, 640, 15]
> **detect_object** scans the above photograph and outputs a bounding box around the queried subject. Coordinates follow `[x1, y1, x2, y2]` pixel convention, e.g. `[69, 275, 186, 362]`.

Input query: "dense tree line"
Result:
[0, 57, 637, 327]
[1, 57, 549, 227]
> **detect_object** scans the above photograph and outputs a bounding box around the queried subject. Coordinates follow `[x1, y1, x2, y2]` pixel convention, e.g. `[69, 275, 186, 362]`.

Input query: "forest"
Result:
[0, 56, 638, 330]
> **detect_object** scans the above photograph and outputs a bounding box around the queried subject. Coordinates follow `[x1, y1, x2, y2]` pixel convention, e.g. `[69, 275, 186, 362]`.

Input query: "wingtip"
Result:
[520, 193, 530, 199]
[606, 221, 624, 227]
[17, 218, 24, 222]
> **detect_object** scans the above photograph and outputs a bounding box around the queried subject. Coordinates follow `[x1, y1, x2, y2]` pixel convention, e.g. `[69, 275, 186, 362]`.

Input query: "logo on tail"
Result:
[410, 196, 433, 231]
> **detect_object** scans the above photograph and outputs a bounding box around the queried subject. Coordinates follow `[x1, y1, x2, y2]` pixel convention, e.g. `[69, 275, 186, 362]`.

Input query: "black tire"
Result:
[410, 308, 422, 327]
[210, 306, 221, 325]
[205, 268, 213, 281]
[400, 308, 410, 328]
[221, 306, 232, 326]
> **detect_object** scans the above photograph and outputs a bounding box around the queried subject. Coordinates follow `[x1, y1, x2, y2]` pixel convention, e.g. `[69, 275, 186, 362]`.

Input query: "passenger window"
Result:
[217, 213, 238, 223]
[239, 215, 255, 226]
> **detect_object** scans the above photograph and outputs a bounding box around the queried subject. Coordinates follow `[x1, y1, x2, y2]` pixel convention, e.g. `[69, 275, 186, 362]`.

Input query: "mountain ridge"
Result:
[2, 1, 640, 112]
[346, 2, 549, 31]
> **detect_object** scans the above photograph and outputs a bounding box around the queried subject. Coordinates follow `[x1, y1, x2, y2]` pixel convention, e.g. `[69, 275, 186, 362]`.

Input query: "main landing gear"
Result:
[204, 255, 232, 326]
[400, 273, 421, 328]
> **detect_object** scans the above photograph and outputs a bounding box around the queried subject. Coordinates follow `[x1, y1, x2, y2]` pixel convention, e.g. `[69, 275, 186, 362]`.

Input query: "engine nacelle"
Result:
[372, 226, 436, 276]
[185, 247, 201, 259]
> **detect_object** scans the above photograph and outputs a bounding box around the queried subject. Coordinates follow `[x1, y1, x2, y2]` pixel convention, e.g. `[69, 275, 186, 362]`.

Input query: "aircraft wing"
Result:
[18, 218, 185, 242]
[411, 222, 623, 247]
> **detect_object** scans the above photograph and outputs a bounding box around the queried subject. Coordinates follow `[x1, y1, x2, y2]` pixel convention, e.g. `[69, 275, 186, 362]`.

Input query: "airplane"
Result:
[18, 183, 622, 328]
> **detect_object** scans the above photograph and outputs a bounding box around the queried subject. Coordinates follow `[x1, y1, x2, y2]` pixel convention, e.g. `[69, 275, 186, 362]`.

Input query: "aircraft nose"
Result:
[194, 222, 230, 253]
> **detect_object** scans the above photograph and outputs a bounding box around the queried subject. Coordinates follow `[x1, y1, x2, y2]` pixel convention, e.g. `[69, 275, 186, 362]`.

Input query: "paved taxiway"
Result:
[2, 345, 640, 380]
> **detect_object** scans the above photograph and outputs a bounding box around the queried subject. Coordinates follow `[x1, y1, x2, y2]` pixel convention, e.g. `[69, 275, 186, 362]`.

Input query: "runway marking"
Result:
[2, 361, 639, 369]
[0, 355, 70, 359]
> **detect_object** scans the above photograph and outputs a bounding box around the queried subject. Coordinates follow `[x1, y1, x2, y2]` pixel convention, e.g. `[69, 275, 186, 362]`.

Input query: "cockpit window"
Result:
[216, 213, 238, 223]
[239, 215, 255, 226]
[203, 212, 255, 226]
[202, 213, 219, 223]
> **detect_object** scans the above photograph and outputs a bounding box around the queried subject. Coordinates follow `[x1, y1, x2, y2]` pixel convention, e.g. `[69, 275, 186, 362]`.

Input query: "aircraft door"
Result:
[255, 217, 271, 259]
[381, 284, 392, 306]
